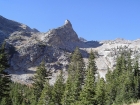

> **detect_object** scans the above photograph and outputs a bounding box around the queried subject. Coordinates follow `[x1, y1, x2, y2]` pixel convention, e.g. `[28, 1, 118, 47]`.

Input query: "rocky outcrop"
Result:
[41, 20, 88, 52]
[1, 15, 140, 84]
[2, 17, 88, 84]
[0, 15, 39, 43]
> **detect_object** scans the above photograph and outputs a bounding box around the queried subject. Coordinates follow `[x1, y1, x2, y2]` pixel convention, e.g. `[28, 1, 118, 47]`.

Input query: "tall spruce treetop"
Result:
[0, 42, 9, 73]
[127, 53, 132, 72]
[87, 50, 97, 80]
[95, 77, 106, 105]
[37, 79, 52, 105]
[133, 60, 140, 99]
[68, 47, 85, 74]
[113, 54, 125, 79]
[61, 75, 73, 105]
[0, 42, 11, 104]
[62, 47, 85, 105]
[51, 70, 65, 105]
[134, 60, 139, 77]
[78, 50, 97, 105]
[68, 47, 85, 88]
[33, 60, 51, 102]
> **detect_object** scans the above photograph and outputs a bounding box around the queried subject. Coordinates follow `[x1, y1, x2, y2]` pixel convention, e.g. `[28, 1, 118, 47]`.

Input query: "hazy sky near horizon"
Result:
[0, 0, 140, 41]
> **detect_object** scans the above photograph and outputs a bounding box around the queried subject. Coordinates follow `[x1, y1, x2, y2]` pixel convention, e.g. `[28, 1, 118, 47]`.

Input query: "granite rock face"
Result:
[41, 20, 87, 52]
[0, 16, 88, 84]
[1, 15, 140, 84]
[0, 15, 39, 43]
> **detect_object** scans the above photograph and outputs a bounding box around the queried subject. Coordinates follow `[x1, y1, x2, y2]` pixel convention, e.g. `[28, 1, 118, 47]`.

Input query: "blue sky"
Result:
[0, 0, 140, 41]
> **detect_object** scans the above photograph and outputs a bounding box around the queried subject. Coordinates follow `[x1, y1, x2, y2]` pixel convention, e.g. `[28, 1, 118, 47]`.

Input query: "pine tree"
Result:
[61, 75, 73, 105]
[127, 53, 132, 72]
[68, 47, 85, 80]
[32, 60, 51, 102]
[0, 97, 7, 105]
[133, 60, 140, 99]
[10, 83, 22, 105]
[62, 47, 85, 105]
[10, 83, 33, 105]
[121, 54, 127, 72]
[115, 71, 135, 104]
[51, 70, 65, 105]
[134, 60, 139, 77]
[105, 69, 117, 105]
[78, 50, 97, 105]
[95, 77, 106, 105]
[37, 79, 52, 105]
[108, 53, 136, 104]
[118, 54, 135, 104]
[106, 54, 127, 104]
[0, 42, 11, 104]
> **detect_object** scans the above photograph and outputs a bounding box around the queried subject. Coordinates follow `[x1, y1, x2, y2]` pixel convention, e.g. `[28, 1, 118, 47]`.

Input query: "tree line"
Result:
[0, 43, 140, 105]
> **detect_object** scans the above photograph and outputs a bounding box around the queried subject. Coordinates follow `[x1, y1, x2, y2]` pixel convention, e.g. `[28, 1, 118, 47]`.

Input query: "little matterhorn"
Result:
[0, 15, 140, 84]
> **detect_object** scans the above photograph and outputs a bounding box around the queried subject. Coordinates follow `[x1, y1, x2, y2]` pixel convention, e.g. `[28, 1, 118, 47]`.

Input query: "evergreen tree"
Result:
[121, 54, 127, 72]
[10, 82, 33, 105]
[61, 75, 73, 105]
[127, 53, 132, 72]
[32, 60, 51, 102]
[62, 47, 85, 105]
[10, 83, 22, 105]
[133, 60, 140, 99]
[134, 60, 139, 77]
[37, 79, 52, 105]
[78, 50, 97, 105]
[115, 71, 135, 104]
[106, 53, 136, 105]
[105, 69, 117, 105]
[95, 77, 106, 105]
[106, 55, 124, 105]
[51, 70, 65, 105]
[0, 42, 11, 104]
[116, 53, 135, 104]
[68, 47, 85, 80]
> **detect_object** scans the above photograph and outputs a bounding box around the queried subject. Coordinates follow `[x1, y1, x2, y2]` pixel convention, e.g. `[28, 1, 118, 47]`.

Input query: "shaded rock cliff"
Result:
[0, 15, 39, 43]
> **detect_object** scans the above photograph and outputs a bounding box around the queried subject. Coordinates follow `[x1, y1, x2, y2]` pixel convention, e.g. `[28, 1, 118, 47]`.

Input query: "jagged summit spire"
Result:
[64, 19, 72, 27]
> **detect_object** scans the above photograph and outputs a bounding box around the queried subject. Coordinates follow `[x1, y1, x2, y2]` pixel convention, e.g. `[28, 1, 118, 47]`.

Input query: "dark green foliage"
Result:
[0, 42, 11, 104]
[133, 60, 140, 99]
[10, 83, 33, 105]
[127, 53, 132, 72]
[95, 77, 106, 105]
[0, 98, 6, 105]
[32, 60, 51, 102]
[51, 70, 65, 105]
[62, 47, 85, 105]
[105, 53, 140, 105]
[1, 47, 140, 105]
[61, 75, 73, 105]
[37, 80, 52, 105]
[78, 50, 97, 105]
[68, 47, 85, 79]
[0, 42, 9, 72]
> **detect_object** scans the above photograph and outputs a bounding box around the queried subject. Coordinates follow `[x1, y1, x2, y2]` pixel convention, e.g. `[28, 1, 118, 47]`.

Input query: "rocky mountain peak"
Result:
[64, 19, 72, 27]
[2, 15, 140, 85]
[42, 19, 82, 51]
[0, 15, 39, 43]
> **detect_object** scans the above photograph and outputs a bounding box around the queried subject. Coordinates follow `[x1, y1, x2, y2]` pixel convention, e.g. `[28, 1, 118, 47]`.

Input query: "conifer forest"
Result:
[1, 43, 140, 105]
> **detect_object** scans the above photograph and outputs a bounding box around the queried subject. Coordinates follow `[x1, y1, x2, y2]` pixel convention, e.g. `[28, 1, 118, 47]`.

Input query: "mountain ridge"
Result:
[0, 15, 140, 84]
